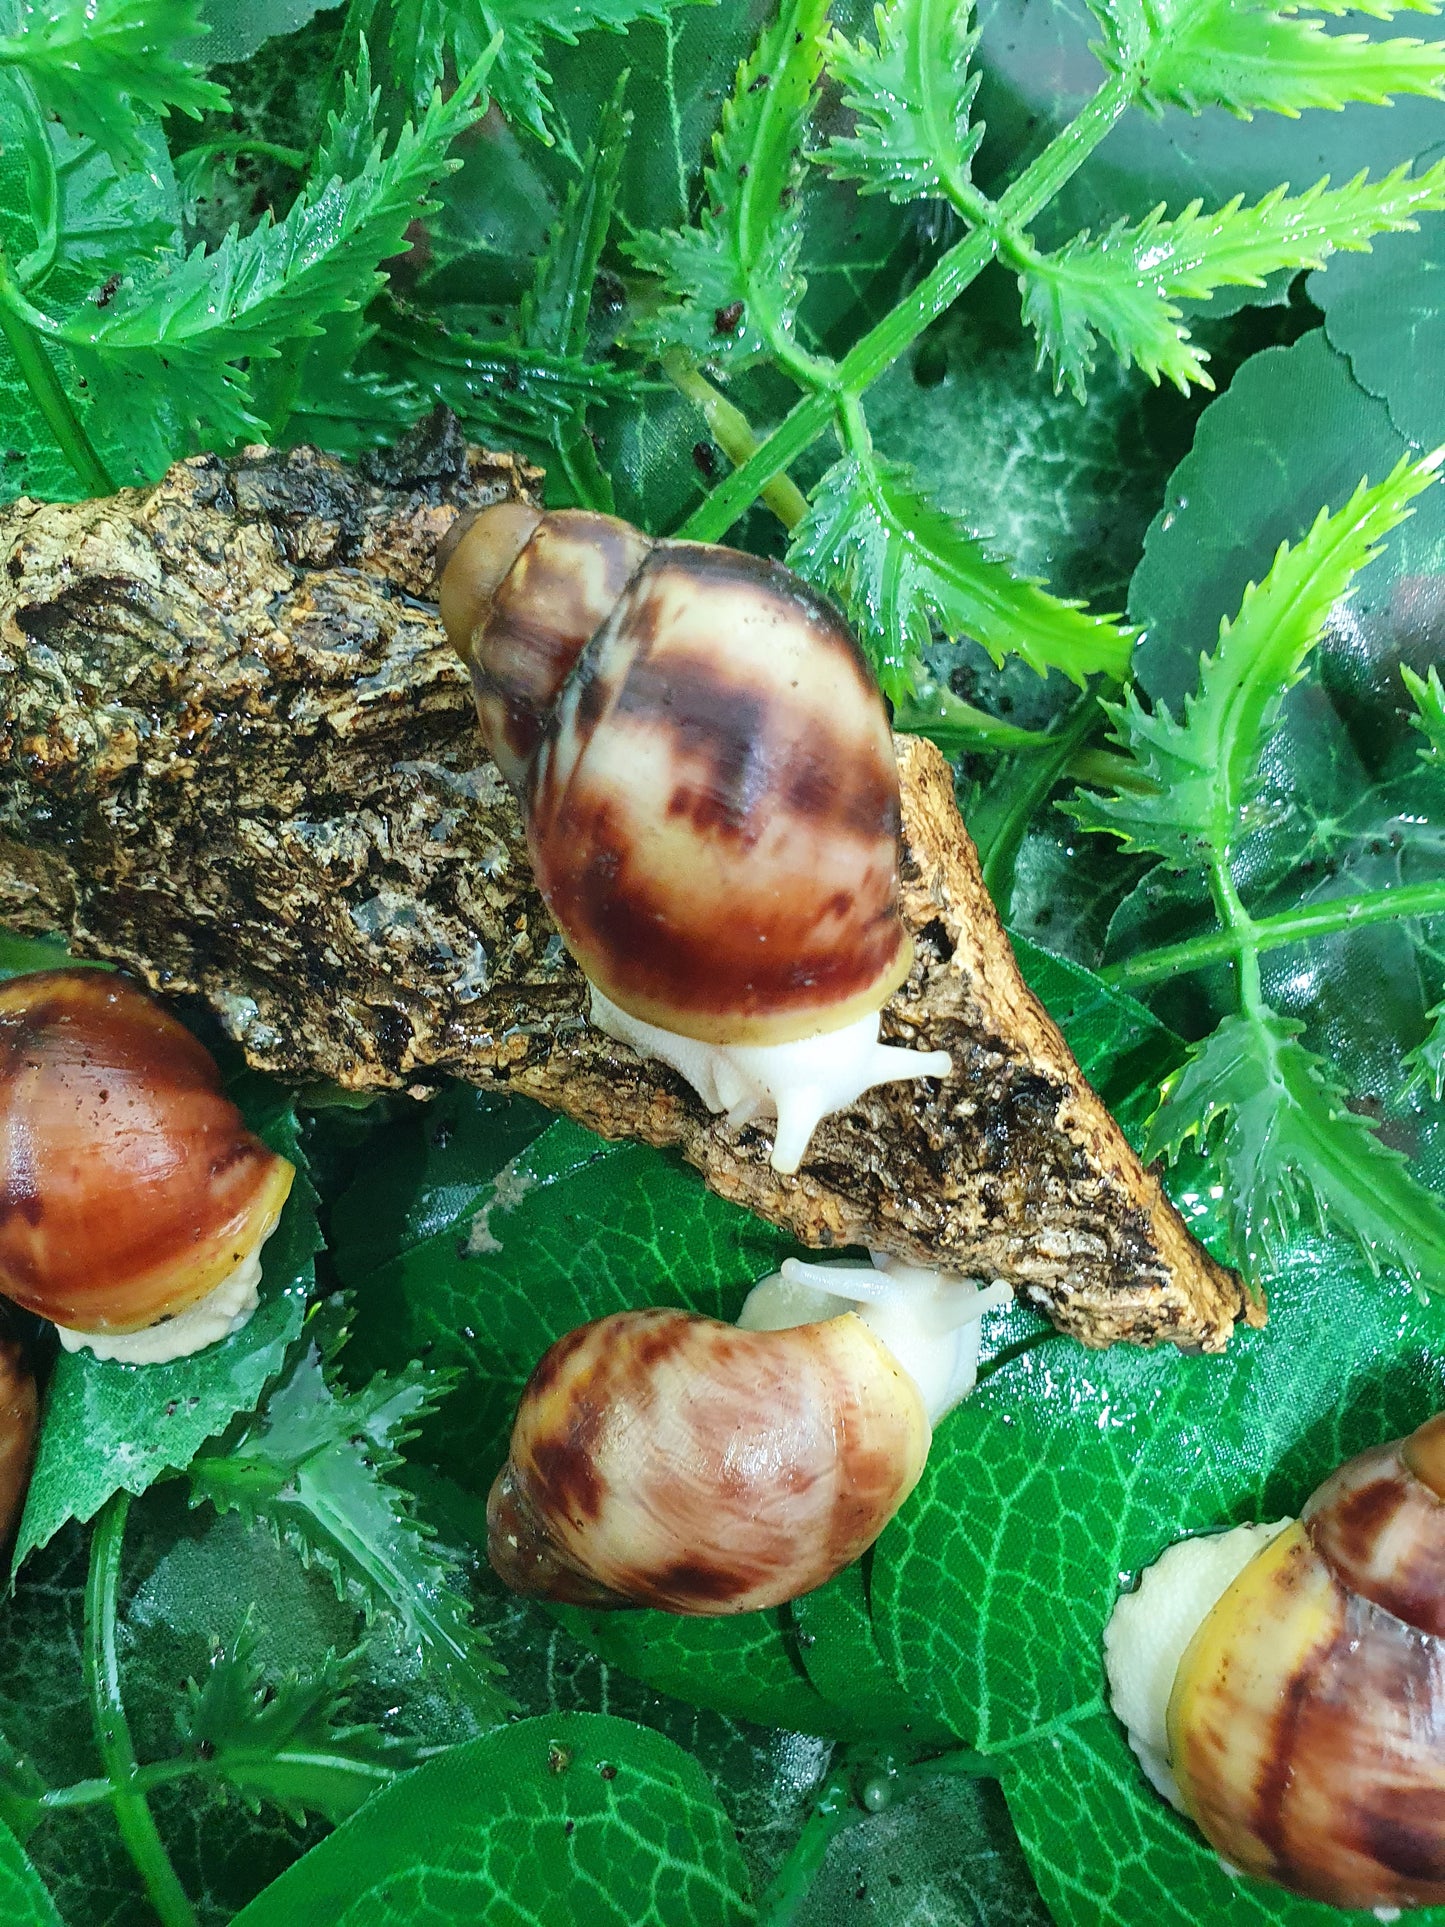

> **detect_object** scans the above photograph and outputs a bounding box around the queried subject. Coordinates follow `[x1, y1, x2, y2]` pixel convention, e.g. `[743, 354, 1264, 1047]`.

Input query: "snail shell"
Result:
[488, 1307, 929, 1615]
[0, 970, 295, 1361]
[486, 1257, 1010, 1616]
[1107, 1414, 1445, 1911]
[0, 1338, 36, 1544]
[439, 506, 951, 1173]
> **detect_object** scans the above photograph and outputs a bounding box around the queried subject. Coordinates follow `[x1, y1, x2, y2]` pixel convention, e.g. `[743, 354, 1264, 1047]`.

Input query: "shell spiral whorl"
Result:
[440, 506, 951, 1171]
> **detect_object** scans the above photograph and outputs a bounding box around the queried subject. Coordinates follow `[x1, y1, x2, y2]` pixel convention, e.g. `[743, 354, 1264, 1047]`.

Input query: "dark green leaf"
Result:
[0, 0, 225, 172]
[787, 1560, 952, 1741]
[14, 1091, 317, 1570]
[788, 451, 1135, 702]
[187, 1335, 509, 1726]
[230, 1713, 755, 1927]
[821, 0, 982, 210]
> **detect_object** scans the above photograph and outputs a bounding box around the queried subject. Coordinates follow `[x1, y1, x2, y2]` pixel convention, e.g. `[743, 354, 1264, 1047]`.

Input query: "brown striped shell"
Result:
[485, 1306, 930, 1615]
[0, 970, 294, 1336]
[1168, 1414, 1445, 1910]
[439, 507, 912, 1046]
[0, 1337, 36, 1545]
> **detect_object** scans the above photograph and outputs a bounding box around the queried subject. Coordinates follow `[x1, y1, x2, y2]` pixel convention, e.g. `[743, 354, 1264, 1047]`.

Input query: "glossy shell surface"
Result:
[442, 510, 912, 1046]
[1168, 1417, 1445, 1910]
[488, 1306, 930, 1614]
[0, 970, 294, 1333]
[0, 1338, 35, 1543]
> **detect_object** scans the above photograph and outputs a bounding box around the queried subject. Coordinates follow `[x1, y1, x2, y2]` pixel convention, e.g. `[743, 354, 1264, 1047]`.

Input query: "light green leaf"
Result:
[14, 1086, 317, 1569]
[1096, 0, 1445, 119]
[180, 1616, 411, 1825]
[230, 1713, 755, 1927]
[55, 45, 493, 464]
[1023, 162, 1445, 400]
[1146, 1005, 1445, 1282]
[626, 0, 827, 369]
[787, 452, 1135, 702]
[1404, 998, 1445, 1100]
[0, 0, 225, 171]
[1404, 661, 1445, 760]
[820, 0, 982, 211]
[187, 1335, 510, 1727]
[1074, 453, 1441, 867]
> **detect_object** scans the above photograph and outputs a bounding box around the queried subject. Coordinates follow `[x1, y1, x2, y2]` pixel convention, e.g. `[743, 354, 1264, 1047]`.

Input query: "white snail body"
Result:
[1106, 1415, 1445, 1911]
[486, 1254, 1011, 1615]
[439, 506, 952, 1174]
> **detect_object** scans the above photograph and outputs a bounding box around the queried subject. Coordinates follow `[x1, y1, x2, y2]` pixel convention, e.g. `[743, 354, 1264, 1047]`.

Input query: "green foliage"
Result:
[1077, 454, 1441, 867]
[229, 1713, 755, 1927]
[54, 44, 493, 470]
[14, 1088, 319, 1570]
[626, 0, 827, 369]
[180, 1618, 411, 1825]
[821, 0, 982, 210]
[1404, 661, 1445, 759]
[1096, 0, 1445, 119]
[187, 1329, 509, 1727]
[1023, 162, 1445, 398]
[0, 0, 225, 171]
[0, 1821, 61, 1927]
[787, 451, 1136, 701]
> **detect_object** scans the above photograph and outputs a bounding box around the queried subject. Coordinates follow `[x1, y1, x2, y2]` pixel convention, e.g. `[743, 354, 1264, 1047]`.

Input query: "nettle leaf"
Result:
[14, 1086, 317, 1569]
[181, 1617, 411, 1825]
[1074, 454, 1441, 866]
[1147, 1007, 1445, 1282]
[1023, 161, 1445, 400]
[389, 0, 689, 149]
[820, 0, 983, 210]
[1405, 999, 1445, 1100]
[1096, 0, 1445, 118]
[55, 44, 493, 468]
[1404, 661, 1445, 760]
[187, 1334, 509, 1727]
[788, 452, 1135, 703]
[231, 1712, 754, 1927]
[0, 0, 225, 171]
[626, 0, 827, 368]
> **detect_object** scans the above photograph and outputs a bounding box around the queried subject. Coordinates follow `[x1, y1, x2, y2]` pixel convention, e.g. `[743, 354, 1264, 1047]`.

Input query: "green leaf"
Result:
[1075, 453, 1441, 867]
[1146, 1005, 1445, 1282]
[389, 0, 691, 150]
[1022, 162, 1445, 400]
[230, 1713, 755, 1927]
[1404, 999, 1445, 1099]
[180, 1616, 410, 1825]
[626, 0, 827, 369]
[1098, 0, 1445, 119]
[0, 1816, 61, 1927]
[1403, 662, 1445, 764]
[55, 44, 493, 464]
[14, 1088, 317, 1570]
[0, 0, 226, 172]
[187, 1334, 509, 1727]
[787, 1560, 952, 1741]
[787, 452, 1136, 703]
[820, 0, 983, 211]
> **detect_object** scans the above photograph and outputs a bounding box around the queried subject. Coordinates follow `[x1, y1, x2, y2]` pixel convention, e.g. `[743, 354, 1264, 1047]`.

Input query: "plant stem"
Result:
[662, 352, 811, 529]
[0, 251, 112, 496]
[974, 691, 1103, 916]
[675, 70, 1133, 542]
[181, 138, 309, 173]
[1102, 879, 1445, 988]
[85, 1495, 198, 1927]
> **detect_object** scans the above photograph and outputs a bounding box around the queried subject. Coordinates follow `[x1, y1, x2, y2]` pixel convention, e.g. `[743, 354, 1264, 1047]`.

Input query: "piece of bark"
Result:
[0, 424, 1253, 1351]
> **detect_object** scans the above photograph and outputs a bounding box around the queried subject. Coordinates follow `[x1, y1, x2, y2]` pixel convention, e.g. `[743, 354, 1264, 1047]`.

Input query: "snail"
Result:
[0, 970, 295, 1363]
[0, 1337, 36, 1543]
[438, 504, 952, 1174]
[1105, 1414, 1445, 1911]
[486, 1251, 1013, 1615]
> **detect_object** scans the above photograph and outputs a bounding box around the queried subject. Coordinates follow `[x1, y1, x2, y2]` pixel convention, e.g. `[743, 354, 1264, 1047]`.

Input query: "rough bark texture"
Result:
[0, 422, 1253, 1351]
